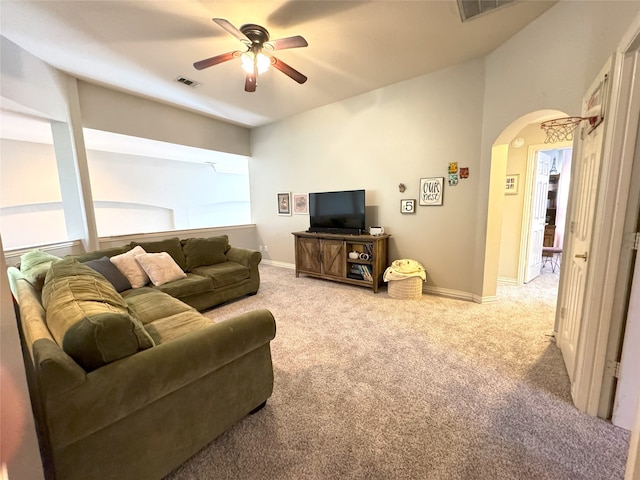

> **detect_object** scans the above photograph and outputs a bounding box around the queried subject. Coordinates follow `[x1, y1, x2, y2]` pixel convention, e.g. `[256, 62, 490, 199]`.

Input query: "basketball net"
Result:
[540, 107, 601, 144]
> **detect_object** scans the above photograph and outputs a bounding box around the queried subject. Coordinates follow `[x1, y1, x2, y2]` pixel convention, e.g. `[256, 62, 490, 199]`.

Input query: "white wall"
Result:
[251, 58, 485, 297]
[78, 81, 250, 157]
[0, 139, 68, 249]
[0, 37, 68, 121]
[86, 149, 250, 233]
[477, 0, 640, 297]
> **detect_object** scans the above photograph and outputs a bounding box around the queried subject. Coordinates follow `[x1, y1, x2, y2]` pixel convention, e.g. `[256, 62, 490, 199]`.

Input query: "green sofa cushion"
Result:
[42, 258, 154, 371]
[153, 273, 214, 298]
[131, 237, 187, 271]
[122, 287, 198, 325]
[143, 311, 213, 345]
[182, 236, 229, 271]
[191, 262, 250, 288]
[72, 245, 132, 263]
[20, 250, 61, 290]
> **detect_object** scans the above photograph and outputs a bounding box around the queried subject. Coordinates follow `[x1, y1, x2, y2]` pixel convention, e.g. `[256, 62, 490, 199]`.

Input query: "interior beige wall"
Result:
[251, 58, 486, 297]
[476, 0, 640, 299]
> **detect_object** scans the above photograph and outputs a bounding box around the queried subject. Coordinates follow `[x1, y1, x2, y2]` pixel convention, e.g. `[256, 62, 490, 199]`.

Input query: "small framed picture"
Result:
[277, 192, 291, 215]
[400, 199, 416, 214]
[293, 193, 309, 214]
[505, 174, 519, 195]
[419, 177, 444, 206]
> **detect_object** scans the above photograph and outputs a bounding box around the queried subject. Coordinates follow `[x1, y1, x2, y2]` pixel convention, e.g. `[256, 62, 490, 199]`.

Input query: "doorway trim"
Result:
[518, 142, 572, 285]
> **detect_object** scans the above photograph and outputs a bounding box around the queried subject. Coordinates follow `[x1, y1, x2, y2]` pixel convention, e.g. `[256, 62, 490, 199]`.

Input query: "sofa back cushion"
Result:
[131, 237, 187, 271]
[182, 236, 230, 271]
[42, 258, 154, 371]
[72, 245, 132, 263]
[20, 250, 61, 290]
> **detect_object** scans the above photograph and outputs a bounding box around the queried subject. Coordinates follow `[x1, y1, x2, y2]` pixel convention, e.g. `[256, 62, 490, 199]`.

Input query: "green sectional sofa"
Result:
[7, 236, 275, 480]
[72, 235, 262, 311]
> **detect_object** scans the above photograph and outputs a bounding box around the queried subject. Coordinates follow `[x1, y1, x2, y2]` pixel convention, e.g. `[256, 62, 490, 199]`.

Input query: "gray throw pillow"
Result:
[84, 256, 132, 292]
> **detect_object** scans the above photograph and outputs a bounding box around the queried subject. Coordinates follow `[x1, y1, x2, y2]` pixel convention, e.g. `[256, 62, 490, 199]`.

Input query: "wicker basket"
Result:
[388, 276, 423, 300]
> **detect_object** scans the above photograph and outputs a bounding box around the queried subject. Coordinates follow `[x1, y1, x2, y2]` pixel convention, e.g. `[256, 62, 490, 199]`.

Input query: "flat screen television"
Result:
[308, 189, 366, 235]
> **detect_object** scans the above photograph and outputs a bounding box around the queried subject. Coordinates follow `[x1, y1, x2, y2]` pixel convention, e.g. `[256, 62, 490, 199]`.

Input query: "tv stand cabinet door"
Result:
[297, 237, 321, 274]
[321, 239, 346, 278]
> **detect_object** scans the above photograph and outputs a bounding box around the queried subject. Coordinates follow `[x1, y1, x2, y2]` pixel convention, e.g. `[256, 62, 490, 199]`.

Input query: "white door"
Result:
[524, 151, 552, 283]
[557, 73, 609, 385]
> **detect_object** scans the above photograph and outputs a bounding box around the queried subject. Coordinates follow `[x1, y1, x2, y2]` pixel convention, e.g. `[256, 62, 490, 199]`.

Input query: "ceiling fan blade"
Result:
[266, 35, 308, 51]
[271, 57, 308, 84]
[245, 64, 257, 92]
[213, 18, 250, 43]
[193, 51, 238, 70]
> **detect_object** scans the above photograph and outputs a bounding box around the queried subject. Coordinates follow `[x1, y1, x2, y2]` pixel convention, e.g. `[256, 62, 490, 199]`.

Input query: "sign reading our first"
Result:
[419, 177, 444, 206]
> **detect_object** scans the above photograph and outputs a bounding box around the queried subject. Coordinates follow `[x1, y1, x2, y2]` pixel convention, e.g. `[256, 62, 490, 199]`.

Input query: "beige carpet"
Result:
[165, 264, 629, 479]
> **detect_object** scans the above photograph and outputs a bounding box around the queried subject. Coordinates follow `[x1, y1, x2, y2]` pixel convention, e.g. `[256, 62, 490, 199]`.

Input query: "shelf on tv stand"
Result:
[292, 231, 389, 293]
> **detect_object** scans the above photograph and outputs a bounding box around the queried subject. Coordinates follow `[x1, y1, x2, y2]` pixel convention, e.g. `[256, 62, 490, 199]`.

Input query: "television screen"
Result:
[309, 189, 365, 234]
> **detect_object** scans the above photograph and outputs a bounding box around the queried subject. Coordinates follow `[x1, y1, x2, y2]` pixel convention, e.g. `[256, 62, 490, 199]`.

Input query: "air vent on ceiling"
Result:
[457, 0, 516, 22]
[175, 76, 201, 88]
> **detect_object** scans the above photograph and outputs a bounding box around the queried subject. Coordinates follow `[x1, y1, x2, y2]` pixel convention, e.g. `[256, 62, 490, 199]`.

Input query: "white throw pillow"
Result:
[110, 246, 150, 288]
[135, 252, 187, 287]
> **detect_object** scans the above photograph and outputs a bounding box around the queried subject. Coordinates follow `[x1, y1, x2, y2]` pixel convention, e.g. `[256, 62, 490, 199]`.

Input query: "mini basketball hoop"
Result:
[540, 114, 600, 144]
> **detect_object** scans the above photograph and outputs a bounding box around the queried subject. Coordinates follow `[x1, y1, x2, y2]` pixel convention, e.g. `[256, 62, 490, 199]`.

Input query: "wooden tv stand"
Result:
[292, 231, 390, 293]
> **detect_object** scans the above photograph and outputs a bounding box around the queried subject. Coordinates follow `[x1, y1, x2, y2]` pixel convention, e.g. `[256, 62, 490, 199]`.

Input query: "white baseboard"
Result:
[474, 295, 498, 304]
[262, 262, 485, 303]
[261, 259, 295, 269]
[498, 276, 518, 286]
[423, 285, 478, 303]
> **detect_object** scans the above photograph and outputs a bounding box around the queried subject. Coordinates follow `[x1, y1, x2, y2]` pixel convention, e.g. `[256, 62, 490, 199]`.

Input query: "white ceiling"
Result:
[0, 0, 557, 128]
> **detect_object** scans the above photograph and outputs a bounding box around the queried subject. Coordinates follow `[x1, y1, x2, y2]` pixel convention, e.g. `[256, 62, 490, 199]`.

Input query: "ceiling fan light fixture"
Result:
[195, 18, 308, 91]
[241, 51, 270, 75]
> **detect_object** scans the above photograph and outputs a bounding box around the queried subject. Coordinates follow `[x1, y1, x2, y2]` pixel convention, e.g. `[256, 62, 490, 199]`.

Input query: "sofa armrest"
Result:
[33, 339, 87, 397]
[226, 247, 261, 269]
[8, 267, 88, 397]
[46, 308, 276, 447]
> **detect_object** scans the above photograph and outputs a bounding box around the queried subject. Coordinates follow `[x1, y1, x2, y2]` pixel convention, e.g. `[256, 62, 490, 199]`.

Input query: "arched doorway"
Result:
[481, 109, 571, 300]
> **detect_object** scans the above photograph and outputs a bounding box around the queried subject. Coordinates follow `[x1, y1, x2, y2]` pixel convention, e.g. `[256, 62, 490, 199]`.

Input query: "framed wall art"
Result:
[293, 193, 309, 214]
[419, 177, 444, 206]
[400, 199, 416, 214]
[277, 192, 291, 215]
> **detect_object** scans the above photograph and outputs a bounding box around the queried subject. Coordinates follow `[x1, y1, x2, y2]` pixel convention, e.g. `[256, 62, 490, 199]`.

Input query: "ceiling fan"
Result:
[194, 18, 308, 92]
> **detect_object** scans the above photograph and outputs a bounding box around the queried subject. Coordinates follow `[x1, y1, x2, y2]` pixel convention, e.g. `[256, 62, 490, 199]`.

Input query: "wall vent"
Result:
[175, 76, 201, 88]
[457, 0, 516, 22]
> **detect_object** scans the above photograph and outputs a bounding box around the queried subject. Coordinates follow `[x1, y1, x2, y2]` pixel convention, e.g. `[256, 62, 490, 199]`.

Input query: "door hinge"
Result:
[608, 359, 621, 378]
[633, 232, 640, 250]
[560, 306, 567, 319]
